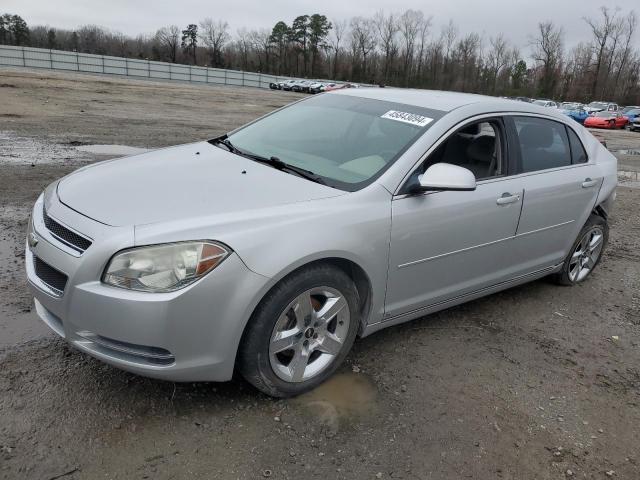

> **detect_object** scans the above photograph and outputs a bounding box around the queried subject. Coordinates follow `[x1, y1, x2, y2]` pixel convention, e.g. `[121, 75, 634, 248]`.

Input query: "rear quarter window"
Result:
[566, 127, 588, 164]
[513, 116, 571, 173]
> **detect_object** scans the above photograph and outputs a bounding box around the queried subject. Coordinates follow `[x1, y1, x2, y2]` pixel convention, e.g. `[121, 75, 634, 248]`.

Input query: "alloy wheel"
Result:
[269, 286, 350, 383]
[568, 227, 604, 282]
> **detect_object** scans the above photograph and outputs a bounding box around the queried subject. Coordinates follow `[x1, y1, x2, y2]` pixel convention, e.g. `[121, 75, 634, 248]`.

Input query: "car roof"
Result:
[330, 87, 567, 117]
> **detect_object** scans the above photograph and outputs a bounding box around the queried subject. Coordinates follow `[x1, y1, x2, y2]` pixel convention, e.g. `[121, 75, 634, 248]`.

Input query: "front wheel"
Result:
[238, 264, 360, 397]
[552, 214, 608, 285]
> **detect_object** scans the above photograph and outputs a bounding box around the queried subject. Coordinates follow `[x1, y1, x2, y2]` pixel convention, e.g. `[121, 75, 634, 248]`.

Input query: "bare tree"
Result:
[373, 11, 398, 83]
[249, 28, 271, 71]
[487, 34, 509, 93]
[199, 18, 230, 67]
[398, 10, 424, 85]
[155, 25, 179, 62]
[455, 32, 482, 91]
[612, 11, 637, 97]
[584, 7, 619, 97]
[415, 15, 432, 83]
[235, 27, 251, 70]
[349, 16, 376, 80]
[328, 18, 347, 79]
[530, 21, 564, 98]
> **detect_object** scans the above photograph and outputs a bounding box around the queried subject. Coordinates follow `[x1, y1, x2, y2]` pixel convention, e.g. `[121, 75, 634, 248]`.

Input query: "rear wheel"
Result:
[552, 214, 608, 285]
[238, 264, 360, 397]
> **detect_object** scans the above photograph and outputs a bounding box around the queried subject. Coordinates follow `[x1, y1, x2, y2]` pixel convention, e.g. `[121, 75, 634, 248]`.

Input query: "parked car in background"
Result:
[533, 99, 558, 108]
[621, 105, 640, 114]
[27, 89, 616, 397]
[560, 106, 589, 124]
[584, 111, 628, 129]
[514, 97, 532, 103]
[280, 79, 298, 91]
[292, 80, 314, 93]
[318, 83, 337, 92]
[308, 82, 325, 94]
[630, 117, 640, 132]
[622, 108, 640, 125]
[585, 101, 618, 113]
[561, 102, 584, 110]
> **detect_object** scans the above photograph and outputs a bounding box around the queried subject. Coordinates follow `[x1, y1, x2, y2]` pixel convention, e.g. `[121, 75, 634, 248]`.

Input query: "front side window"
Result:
[400, 119, 504, 193]
[227, 94, 444, 191]
[513, 117, 571, 173]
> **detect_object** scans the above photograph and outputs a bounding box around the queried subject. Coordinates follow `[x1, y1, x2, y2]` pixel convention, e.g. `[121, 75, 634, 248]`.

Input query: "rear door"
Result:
[508, 116, 602, 272]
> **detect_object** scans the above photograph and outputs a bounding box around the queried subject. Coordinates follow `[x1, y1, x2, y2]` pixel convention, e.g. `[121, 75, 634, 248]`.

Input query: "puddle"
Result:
[613, 149, 640, 156]
[619, 170, 640, 189]
[0, 131, 83, 165]
[0, 131, 148, 165]
[292, 372, 377, 434]
[76, 144, 149, 156]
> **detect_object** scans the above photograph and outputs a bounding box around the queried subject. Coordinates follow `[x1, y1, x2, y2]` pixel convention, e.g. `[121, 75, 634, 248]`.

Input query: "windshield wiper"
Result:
[210, 135, 326, 185]
[245, 154, 326, 185]
[209, 134, 241, 154]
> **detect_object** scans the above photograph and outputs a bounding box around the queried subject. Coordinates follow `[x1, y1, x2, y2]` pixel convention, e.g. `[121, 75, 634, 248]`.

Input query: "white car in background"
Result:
[533, 99, 559, 108]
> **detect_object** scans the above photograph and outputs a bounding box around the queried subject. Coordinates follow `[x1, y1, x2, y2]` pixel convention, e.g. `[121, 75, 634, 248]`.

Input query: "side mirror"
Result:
[417, 163, 477, 192]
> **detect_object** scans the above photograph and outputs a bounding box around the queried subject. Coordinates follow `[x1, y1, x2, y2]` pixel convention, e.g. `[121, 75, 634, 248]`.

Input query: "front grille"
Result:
[33, 256, 68, 296]
[43, 207, 92, 253]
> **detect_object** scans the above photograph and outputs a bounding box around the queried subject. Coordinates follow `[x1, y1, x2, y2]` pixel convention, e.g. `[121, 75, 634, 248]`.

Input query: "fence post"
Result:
[147, 59, 150, 78]
[49, 49, 53, 69]
[258, 72, 262, 88]
[224, 69, 227, 86]
[189, 65, 192, 82]
[21, 46, 25, 67]
[206, 66, 209, 84]
[242, 70, 245, 86]
[101, 54, 105, 74]
[125, 58, 128, 76]
[76, 51, 79, 71]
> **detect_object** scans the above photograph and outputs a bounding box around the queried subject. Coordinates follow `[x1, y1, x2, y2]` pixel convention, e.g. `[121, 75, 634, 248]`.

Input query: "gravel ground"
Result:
[1, 68, 639, 480]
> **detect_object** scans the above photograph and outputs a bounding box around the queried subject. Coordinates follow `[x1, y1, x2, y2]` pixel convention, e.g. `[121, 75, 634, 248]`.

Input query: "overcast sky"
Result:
[5, 0, 638, 53]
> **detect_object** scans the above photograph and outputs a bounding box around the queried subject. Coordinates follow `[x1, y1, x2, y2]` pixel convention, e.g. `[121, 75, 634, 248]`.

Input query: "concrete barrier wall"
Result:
[0, 44, 284, 89]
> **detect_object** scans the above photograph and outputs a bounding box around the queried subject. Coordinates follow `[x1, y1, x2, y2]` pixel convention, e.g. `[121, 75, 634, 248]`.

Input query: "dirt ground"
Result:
[1, 68, 639, 480]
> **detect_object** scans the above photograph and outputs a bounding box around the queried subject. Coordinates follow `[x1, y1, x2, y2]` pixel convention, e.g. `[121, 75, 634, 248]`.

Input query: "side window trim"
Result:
[396, 115, 510, 195]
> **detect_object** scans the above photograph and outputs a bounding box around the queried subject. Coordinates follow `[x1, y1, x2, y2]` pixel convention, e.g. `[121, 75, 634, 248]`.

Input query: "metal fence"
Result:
[0, 44, 289, 89]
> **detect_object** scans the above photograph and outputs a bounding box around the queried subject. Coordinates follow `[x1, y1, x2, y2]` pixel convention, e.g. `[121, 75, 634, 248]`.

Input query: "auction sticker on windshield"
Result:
[381, 110, 433, 127]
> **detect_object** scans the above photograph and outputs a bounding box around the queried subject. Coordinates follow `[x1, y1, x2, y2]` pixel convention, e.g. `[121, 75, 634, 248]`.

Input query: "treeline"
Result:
[2, 7, 639, 104]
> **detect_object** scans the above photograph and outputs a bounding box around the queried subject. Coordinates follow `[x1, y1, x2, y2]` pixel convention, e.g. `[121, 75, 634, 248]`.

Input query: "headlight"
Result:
[102, 241, 230, 292]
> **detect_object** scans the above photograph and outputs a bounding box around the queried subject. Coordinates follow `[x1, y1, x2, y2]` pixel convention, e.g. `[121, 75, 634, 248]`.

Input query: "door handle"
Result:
[582, 178, 598, 188]
[496, 192, 520, 205]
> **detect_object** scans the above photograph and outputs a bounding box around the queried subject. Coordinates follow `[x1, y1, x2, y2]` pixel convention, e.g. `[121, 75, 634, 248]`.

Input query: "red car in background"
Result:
[584, 111, 628, 129]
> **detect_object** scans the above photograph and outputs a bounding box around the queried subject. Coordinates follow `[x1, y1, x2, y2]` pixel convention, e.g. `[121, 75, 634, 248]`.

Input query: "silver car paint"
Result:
[27, 89, 617, 382]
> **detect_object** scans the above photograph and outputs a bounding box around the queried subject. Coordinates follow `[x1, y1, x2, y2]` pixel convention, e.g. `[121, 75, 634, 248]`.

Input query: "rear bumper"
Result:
[27, 192, 270, 382]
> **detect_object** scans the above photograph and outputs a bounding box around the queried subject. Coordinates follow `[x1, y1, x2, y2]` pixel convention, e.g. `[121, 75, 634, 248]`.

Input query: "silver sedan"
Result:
[26, 89, 617, 397]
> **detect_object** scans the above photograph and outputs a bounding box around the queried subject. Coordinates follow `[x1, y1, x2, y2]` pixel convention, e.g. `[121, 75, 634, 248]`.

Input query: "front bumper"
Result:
[27, 191, 270, 382]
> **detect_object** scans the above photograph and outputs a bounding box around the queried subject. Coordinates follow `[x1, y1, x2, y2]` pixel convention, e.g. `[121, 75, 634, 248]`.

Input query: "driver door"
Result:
[384, 118, 524, 318]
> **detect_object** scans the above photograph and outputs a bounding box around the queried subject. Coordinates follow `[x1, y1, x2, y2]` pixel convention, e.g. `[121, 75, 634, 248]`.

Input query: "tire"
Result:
[238, 264, 360, 397]
[552, 214, 608, 286]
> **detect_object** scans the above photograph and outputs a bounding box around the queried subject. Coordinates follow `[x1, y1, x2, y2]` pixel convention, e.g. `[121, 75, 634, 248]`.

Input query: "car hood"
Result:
[57, 142, 345, 227]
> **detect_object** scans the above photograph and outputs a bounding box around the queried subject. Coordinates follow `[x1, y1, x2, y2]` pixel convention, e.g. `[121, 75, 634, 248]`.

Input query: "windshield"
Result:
[594, 112, 614, 118]
[588, 102, 607, 109]
[227, 94, 443, 191]
[533, 100, 548, 106]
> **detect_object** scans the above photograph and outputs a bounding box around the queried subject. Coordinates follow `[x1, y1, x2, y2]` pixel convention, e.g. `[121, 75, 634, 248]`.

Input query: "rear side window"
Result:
[513, 117, 571, 173]
[567, 128, 588, 163]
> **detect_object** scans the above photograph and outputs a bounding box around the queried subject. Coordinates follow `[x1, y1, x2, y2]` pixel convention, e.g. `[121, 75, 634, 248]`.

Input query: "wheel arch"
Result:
[238, 254, 375, 351]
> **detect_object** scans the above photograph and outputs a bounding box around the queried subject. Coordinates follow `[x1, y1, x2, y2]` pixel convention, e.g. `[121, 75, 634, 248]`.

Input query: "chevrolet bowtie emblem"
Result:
[28, 232, 39, 248]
